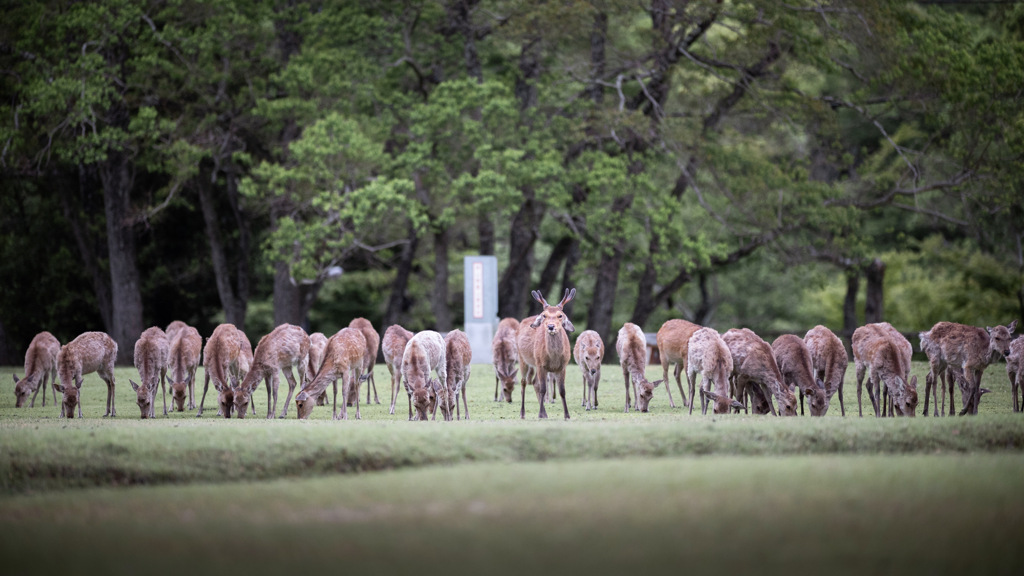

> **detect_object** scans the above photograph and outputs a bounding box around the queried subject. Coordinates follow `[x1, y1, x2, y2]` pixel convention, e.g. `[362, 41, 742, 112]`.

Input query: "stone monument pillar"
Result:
[463, 256, 498, 363]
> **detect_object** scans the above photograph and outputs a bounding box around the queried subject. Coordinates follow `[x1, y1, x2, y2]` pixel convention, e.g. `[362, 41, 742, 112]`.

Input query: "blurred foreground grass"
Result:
[1, 455, 1021, 575]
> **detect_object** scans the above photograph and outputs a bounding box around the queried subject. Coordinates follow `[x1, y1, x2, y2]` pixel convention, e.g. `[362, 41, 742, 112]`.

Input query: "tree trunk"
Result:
[223, 170, 251, 329]
[99, 148, 144, 364]
[62, 165, 114, 333]
[864, 258, 885, 324]
[588, 243, 626, 355]
[498, 193, 544, 319]
[478, 213, 494, 255]
[432, 227, 452, 331]
[631, 232, 661, 328]
[693, 273, 714, 326]
[588, 12, 607, 104]
[197, 171, 246, 328]
[270, 207, 320, 330]
[843, 270, 859, 338]
[537, 236, 573, 297]
[383, 225, 419, 330]
[561, 239, 580, 320]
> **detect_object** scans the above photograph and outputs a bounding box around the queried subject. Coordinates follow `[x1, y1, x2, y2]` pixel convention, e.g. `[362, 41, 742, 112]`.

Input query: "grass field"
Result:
[2, 360, 1023, 574]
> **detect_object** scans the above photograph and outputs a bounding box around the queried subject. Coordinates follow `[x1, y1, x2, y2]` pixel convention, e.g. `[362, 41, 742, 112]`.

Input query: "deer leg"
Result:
[462, 368, 470, 420]
[496, 375, 502, 403]
[352, 368, 362, 420]
[278, 366, 300, 418]
[534, 368, 549, 419]
[674, 363, 688, 408]
[923, 370, 933, 417]
[1013, 371, 1021, 413]
[559, 371, 570, 420]
[799, 387, 805, 416]
[197, 371, 211, 417]
[160, 367, 168, 416]
[593, 372, 600, 409]
[388, 365, 399, 415]
[520, 369, 528, 420]
[189, 366, 197, 409]
[855, 361, 867, 418]
[266, 374, 276, 420]
[332, 378, 339, 420]
[622, 366, 631, 413]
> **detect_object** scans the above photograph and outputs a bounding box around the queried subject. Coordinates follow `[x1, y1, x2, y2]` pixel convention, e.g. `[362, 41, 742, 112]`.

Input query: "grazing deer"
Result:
[13, 331, 60, 408]
[295, 327, 367, 420]
[233, 324, 310, 419]
[1007, 337, 1024, 413]
[130, 327, 170, 418]
[307, 332, 329, 406]
[517, 289, 576, 420]
[165, 320, 188, 343]
[920, 320, 1016, 416]
[687, 327, 742, 415]
[803, 325, 848, 417]
[349, 318, 380, 405]
[168, 325, 201, 412]
[492, 317, 520, 403]
[55, 332, 118, 418]
[656, 319, 700, 409]
[197, 323, 252, 418]
[443, 329, 473, 420]
[573, 330, 604, 411]
[616, 323, 663, 413]
[852, 323, 917, 417]
[383, 324, 415, 416]
[402, 330, 448, 421]
[772, 335, 828, 417]
[722, 328, 797, 417]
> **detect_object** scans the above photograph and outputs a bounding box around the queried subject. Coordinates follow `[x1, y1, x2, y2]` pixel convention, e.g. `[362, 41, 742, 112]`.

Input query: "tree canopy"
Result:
[2, 0, 1022, 361]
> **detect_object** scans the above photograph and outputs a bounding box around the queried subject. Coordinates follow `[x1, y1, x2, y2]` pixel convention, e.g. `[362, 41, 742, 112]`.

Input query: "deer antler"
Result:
[531, 290, 550, 307]
[557, 288, 576, 308]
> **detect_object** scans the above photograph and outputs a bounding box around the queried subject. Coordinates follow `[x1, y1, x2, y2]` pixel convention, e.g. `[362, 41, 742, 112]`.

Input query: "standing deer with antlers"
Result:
[518, 288, 576, 420]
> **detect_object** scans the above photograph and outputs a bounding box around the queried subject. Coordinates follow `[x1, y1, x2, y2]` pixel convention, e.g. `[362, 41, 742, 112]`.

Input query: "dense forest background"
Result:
[2, 0, 1023, 364]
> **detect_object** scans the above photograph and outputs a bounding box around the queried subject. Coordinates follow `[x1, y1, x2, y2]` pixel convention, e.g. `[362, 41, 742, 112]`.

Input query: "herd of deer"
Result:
[9, 288, 1022, 420]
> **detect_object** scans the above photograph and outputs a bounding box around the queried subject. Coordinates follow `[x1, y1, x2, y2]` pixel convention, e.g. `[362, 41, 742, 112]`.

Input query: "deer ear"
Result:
[431, 379, 442, 393]
[1009, 320, 1018, 334]
[815, 377, 825, 390]
[651, 379, 665, 387]
[54, 382, 64, 392]
[979, 387, 992, 395]
[12, 374, 19, 384]
[130, 380, 140, 392]
[909, 375, 918, 390]
[730, 398, 745, 409]
[530, 316, 543, 328]
[75, 375, 83, 389]
[562, 318, 575, 332]
[510, 369, 518, 380]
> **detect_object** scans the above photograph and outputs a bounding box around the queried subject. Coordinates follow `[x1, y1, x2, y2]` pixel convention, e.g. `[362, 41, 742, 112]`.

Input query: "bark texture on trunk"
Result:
[843, 270, 859, 338]
[383, 227, 419, 331]
[432, 228, 452, 331]
[864, 258, 885, 324]
[197, 172, 247, 328]
[99, 147, 144, 365]
[497, 193, 543, 319]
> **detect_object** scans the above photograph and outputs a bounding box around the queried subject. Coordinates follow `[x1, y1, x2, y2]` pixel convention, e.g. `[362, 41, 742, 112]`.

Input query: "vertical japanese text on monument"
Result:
[472, 262, 484, 319]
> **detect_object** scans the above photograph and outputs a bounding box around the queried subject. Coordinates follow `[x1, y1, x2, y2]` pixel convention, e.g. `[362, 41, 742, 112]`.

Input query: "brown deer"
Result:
[803, 325, 848, 416]
[573, 329, 604, 411]
[442, 329, 473, 420]
[165, 320, 188, 343]
[772, 335, 828, 417]
[13, 331, 60, 408]
[1007, 337, 1024, 413]
[518, 289, 576, 420]
[657, 319, 700, 409]
[307, 332, 329, 406]
[722, 328, 797, 417]
[130, 327, 170, 418]
[349, 318, 380, 405]
[197, 323, 252, 418]
[168, 325, 201, 412]
[853, 323, 917, 418]
[232, 324, 310, 419]
[402, 330, 448, 421]
[687, 327, 742, 415]
[55, 332, 118, 418]
[382, 324, 415, 416]
[492, 317, 520, 403]
[616, 322, 663, 413]
[920, 320, 1016, 416]
[295, 327, 367, 420]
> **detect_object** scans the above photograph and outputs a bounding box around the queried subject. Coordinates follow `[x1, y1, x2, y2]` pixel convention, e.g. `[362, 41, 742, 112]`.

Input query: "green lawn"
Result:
[2, 360, 1022, 574]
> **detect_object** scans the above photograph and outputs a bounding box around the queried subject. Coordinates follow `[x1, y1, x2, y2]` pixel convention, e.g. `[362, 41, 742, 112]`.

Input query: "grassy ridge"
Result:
[2, 455, 1022, 575]
[3, 361, 1024, 494]
[4, 415, 1024, 494]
